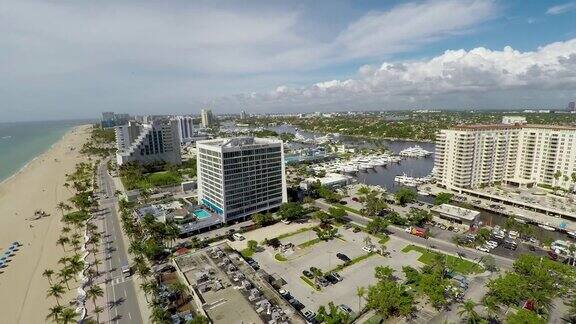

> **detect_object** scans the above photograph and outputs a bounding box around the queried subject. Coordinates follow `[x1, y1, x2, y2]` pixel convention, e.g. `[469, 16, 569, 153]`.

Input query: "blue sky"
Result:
[1, 0, 576, 121]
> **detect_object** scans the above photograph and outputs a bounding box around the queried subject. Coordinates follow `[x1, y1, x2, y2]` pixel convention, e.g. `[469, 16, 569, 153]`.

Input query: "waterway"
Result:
[270, 123, 570, 242]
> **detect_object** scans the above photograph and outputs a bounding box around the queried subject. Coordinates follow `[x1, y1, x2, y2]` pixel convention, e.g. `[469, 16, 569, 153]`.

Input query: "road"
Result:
[97, 161, 143, 323]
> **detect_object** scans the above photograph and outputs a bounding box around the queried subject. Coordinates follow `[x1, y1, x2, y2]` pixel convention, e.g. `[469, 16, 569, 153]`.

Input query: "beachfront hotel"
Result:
[196, 137, 287, 222]
[115, 119, 182, 166]
[434, 117, 576, 191]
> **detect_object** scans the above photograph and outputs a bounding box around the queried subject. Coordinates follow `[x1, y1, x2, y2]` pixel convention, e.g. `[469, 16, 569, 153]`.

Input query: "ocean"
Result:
[0, 120, 89, 183]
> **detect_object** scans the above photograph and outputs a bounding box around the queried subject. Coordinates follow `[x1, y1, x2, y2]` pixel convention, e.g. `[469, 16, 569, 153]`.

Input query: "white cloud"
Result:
[236, 38, 576, 110]
[546, 2, 576, 15]
[0, 0, 497, 120]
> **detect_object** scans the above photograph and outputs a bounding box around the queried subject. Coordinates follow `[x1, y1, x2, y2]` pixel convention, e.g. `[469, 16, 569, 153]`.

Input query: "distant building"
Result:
[174, 116, 195, 144]
[101, 112, 130, 128]
[569, 101, 575, 112]
[434, 117, 576, 191]
[116, 119, 182, 166]
[201, 109, 216, 128]
[196, 137, 287, 222]
[240, 110, 248, 120]
[502, 116, 527, 125]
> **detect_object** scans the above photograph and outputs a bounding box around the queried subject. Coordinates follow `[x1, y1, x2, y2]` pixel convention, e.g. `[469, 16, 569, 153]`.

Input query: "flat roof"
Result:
[450, 124, 576, 131]
[431, 204, 480, 221]
[197, 137, 282, 148]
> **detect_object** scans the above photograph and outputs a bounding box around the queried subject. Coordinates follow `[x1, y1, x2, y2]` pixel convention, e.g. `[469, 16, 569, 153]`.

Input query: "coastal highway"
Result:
[97, 161, 144, 323]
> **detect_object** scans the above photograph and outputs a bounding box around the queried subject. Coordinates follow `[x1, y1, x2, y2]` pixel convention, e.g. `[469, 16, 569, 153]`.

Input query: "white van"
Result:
[232, 233, 245, 241]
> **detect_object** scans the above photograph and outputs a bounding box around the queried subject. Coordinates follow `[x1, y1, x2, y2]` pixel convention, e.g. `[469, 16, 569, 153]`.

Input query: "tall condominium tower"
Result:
[174, 116, 195, 144]
[435, 117, 576, 191]
[201, 109, 215, 128]
[196, 137, 287, 222]
[115, 119, 182, 166]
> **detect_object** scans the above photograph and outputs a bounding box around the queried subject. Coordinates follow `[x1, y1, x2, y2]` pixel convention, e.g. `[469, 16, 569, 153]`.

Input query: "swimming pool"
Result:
[193, 209, 211, 219]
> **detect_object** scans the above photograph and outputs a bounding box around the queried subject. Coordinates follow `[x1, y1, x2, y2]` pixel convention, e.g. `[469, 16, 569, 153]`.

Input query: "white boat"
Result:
[567, 231, 576, 238]
[417, 191, 430, 196]
[399, 145, 433, 158]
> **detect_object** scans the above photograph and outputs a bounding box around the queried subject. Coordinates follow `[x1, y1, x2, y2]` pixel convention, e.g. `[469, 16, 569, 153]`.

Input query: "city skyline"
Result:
[2, 0, 576, 122]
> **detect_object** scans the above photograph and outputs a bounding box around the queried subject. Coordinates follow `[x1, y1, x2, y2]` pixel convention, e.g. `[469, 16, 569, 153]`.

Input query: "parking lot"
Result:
[251, 226, 423, 316]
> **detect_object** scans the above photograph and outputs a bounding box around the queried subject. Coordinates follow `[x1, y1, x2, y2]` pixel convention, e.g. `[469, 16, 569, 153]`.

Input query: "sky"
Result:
[1, 0, 576, 121]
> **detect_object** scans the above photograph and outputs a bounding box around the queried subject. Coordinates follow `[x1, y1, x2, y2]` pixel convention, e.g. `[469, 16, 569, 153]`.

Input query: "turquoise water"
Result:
[193, 209, 211, 219]
[0, 120, 86, 183]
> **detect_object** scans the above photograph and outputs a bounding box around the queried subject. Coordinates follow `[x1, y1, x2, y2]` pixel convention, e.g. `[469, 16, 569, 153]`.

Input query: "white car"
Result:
[362, 246, 373, 253]
[476, 245, 490, 252]
[232, 233, 245, 241]
[486, 240, 499, 248]
[281, 219, 291, 225]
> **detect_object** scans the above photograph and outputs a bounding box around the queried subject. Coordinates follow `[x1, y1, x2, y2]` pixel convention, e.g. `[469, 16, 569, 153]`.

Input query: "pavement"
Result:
[96, 161, 145, 323]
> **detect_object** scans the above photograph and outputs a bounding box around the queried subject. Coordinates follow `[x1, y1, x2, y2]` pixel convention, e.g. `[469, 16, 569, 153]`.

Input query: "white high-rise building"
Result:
[116, 119, 182, 166]
[435, 117, 576, 191]
[174, 116, 195, 144]
[201, 109, 215, 128]
[196, 137, 287, 222]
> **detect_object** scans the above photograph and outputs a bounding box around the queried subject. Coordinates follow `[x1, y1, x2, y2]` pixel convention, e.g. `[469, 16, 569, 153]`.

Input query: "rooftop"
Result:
[450, 124, 576, 131]
[197, 137, 282, 148]
[431, 203, 480, 221]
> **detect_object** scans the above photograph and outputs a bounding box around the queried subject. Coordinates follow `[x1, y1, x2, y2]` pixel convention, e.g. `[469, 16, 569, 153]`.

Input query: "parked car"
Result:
[302, 309, 317, 324]
[330, 272, 343, 282]
[336, 253, 351, 263]
[338, 304, 354, 315]
[232, 233, 245, 241]
[362, 245, 373, 253]
[302, 270, 314, 279]
[281, 219, 291, 225]
[325, 274, 339, 284]
[316, 277, 330, 287]
[352, 227, 361, 233]
[486, 240, 499, 248]
[476, 245, 490, 253]
[278, 289, 291, 299]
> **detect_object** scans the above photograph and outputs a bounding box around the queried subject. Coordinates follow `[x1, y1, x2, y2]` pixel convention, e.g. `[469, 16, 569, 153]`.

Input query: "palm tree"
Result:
[46, 284, 65, 306]
[150, 306, 170, 323]
[62, 226, 71, 235]
[86, 285, 104, 309]
[46, 305, 64, 322]
[56, 236, 69, 251]
[56, 202, 69, 217]
[58, 268, 73, 290]
[58, 307, 78, 324]
[169, 282, 188, 306]
[93, 305, 104, 324]
[356, 286, 366, 311]
[457, 299, 481, 324]
[93, 258, 102, 274]
[42, 269, 55, 285]
[482, 295, 500, 321]
[140, 281, 155, 303]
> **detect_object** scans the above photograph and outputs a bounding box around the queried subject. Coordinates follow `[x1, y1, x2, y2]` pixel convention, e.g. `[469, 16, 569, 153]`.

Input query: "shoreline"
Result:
[0, 124, 74, 186]
[0, 124, 91, 323]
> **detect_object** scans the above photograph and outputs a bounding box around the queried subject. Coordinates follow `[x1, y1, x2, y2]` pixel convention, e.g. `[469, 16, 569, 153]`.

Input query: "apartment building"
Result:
[115, 119, 182, 166]
[196, 137, 287, 222]
[201, 109, 216, 128]
[435, 118, 576, 191]
[174, 115, 195, 144]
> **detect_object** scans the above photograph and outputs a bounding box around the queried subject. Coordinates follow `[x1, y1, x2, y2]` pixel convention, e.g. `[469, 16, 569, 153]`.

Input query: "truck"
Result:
[405, 226, 427, 238]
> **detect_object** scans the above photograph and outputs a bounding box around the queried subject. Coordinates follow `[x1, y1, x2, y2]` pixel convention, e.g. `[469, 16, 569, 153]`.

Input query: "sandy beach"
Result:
[0, 125, 91, 323]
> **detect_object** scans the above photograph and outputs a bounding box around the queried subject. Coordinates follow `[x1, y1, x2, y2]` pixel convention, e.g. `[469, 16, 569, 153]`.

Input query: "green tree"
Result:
[93, 305, 104, 324]
[506, 309, 545, 324]
[457, 299, 481, 324]
[86, 285, 104, 309]
[366, 278, 414, 318]
[394, 188, 417, 205]
[316, 302, 351, 324]
[42, 269, 55, 285]
[277, 202, 306, 220]
[328, 207, 346, 222]
[58, 308, 78, 324]
[46, 305, 64, 323]
[366, 218, 389, 234]
[363, 193, 389, 217]
[150, 306, 171, 323]
[374, 266, 394, 281]
[187, 315, 210, 324]
[46, 284, 65, 306]
[247, 240, 258, 252]
[407, 209, 432, 227]
[434, 192, 453, 205]
[356, 286, 366, 311]
[251, 213, 275, 227]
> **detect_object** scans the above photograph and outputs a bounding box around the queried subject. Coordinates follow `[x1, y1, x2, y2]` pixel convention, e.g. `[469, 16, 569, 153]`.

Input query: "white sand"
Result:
[0, 125, 91, 323]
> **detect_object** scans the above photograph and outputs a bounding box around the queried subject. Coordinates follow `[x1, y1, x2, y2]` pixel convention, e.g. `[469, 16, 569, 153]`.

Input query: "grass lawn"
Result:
[274, 227, 314, 241]
[363, 314, 384, 324]
[402, 244, 484, 275]
[240, 248, 254, 259]
[331, 203, 363, 215]
[274, 253, 287, 262]
[329, 252, 376, 273]
[122, 170, 182, 190]
[298, 238, 322, 249]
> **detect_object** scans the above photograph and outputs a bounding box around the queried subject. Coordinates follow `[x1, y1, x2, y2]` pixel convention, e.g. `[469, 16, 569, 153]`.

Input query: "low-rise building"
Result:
[431, 203, 480, 227]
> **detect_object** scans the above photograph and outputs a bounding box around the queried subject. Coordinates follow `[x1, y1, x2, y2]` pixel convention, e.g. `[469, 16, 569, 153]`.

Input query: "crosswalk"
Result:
[110, 275, 132, 286]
